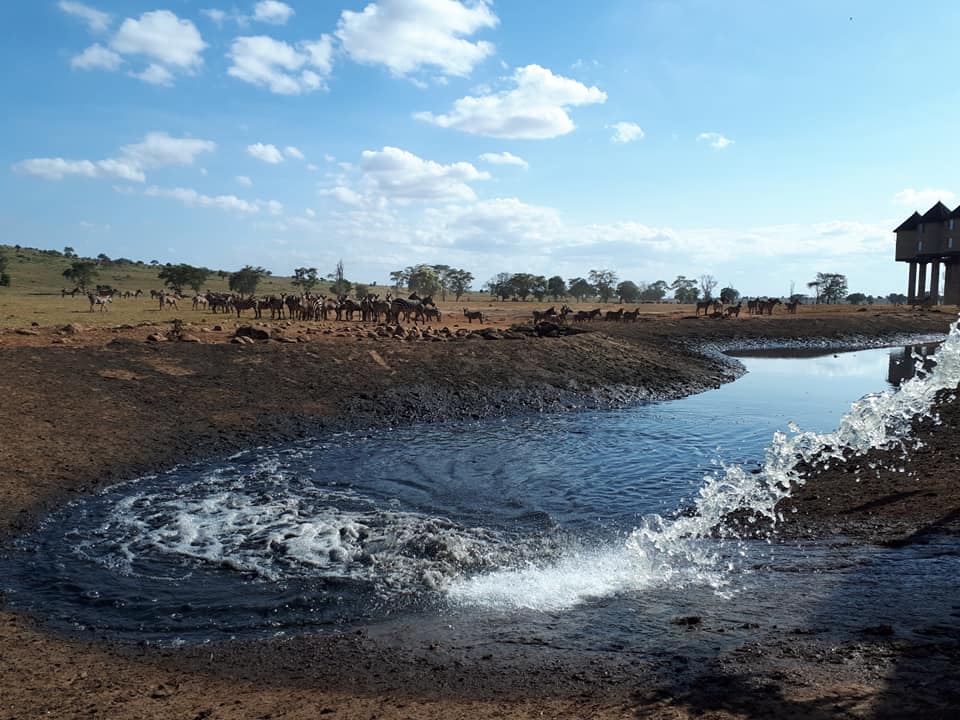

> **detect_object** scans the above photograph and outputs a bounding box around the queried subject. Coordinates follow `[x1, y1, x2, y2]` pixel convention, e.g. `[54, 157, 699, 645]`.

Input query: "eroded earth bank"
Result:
[1, 310, 959, 719]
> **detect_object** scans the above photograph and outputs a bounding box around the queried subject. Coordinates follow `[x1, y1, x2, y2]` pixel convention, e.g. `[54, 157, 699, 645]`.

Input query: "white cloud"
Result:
[336, 0, 498, 78]
[247, 142, 284, 164]
[260, 199, 284, 215]
[358, 146, 490, 203]
[58, 1, 111, 34]
[120, 132, 216, 168]
[478, 151, 528, 169]
[71, 43, 123, 71]
[145, 186, 261, 214]
[201, 9, 227, 25]
[253, 1, 295, 25]
[227, 35, 334, 94]
[697, 132, 734, 150]
[112, 10, 205, 69]
[320, 186, 366, 207]
[13, 132, 214, 184]
[305, 208, 316, 217]
[609, 121, 645, 144]
[236, 175, 253, 186]
[131, 63, 175, 86]
[306, 163, 319, 171]
[415, 64, 607, 139]
[892, 188, 956, 209]
[284, 146, 305, 160]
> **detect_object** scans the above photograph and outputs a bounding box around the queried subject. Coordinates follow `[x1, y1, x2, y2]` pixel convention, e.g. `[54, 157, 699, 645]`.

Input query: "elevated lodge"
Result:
[895, 201, 960, 305]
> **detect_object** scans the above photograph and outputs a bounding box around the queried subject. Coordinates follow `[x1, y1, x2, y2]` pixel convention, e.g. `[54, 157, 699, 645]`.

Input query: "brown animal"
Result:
[785, 300, 800, 314]
[463, 308, 484, 324]
[724, 302, 742, 318]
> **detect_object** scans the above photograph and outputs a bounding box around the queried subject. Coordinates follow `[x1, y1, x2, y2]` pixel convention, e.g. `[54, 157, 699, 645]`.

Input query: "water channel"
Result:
[2, 337, 958, 651]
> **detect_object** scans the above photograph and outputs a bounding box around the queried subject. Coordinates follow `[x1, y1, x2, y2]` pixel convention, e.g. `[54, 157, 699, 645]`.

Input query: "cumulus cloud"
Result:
[111, 10, 205, 69]
[415, 64, 607, 139]
[70, 43, 123, 71]
[200, 8, 227, 25]
[609, 121, 645, 144]
[284, 146, 305, 160]
[145, 186, 260, 214]
[893, 188, 957, 209]
[247, 142, 284, 164]
[358, 146, 490, 203]
[336, 0, 498, 79]
[697, 132, 734, 150]
[236, 175, 253, 186]
[227, 35, 334, 94]
[478, 151, 528, 169]
[131, 63, 175, 86]
[253, 1, 295, 25]
[320, 186, 366, 207]
[13, 132, 215, 184]
[58, 1, 111, 34]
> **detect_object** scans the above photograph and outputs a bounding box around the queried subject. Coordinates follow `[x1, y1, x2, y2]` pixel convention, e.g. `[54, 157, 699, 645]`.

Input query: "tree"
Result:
[431, 264, 452, 300]
[589, 269, 618, 303]
[445, 268, 474, 300]
[617, 280, 641, 303]
[567, 277, 595, 302]
[811, 272, 848, 304]
[846, 292, 868, 305]
[62, 260, 98, 291]
[229, 265, 265, 296]
[719, 286, 740, 304]
[887, 292, 908, 306]
[639, 280, 669, 303]
[353, 283, 370, 299]
[699, 274, 718, 301]
[0, 250, 9, 287]
[670, 275, 698, 303]
[96, 253, 111, 267]
[158, 264, 209, 294]
[484, 272, 514, 301]
[327, 259, 352, 296]
[406, 265, 442, 297]
[530, 275, 548, 301]
[508, 273, 539, 301]
[292, 267, 319, 294]
[389, 269, 409, 292]
[547, 275, 567, 300]
[63, 246, 76, 258]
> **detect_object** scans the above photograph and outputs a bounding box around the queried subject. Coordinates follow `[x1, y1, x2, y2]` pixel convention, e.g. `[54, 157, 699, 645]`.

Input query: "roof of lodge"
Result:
[921, 201, 953, 223]
[950, 204, 960, 220]
[894, 211, 921, 232]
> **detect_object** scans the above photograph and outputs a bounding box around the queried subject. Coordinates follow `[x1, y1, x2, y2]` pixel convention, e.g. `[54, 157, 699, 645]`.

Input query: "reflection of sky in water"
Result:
[745, 350, 888, 380]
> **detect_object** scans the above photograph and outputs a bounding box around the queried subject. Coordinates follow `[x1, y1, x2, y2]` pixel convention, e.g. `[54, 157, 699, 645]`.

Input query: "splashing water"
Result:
[624, 315, 960, 584]
[452, 317, 960, 610]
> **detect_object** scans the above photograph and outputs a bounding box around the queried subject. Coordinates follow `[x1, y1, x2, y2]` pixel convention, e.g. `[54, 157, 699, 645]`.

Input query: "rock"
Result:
[145, 333, 167, 342]
[179, 333, 201, 343]
[274, 335, 298, 343]
[212, 325, 223, 332]
[14, 328, 40, 336]
[63, 323, 85, 335]
[234, 326, 270, 341]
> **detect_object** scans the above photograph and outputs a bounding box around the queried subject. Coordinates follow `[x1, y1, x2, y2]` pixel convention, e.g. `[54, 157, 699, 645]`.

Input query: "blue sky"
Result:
[2, 0, 957, 296]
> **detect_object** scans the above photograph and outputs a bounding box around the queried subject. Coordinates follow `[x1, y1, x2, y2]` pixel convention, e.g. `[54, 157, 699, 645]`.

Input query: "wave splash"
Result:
[450, 317, 960, 611]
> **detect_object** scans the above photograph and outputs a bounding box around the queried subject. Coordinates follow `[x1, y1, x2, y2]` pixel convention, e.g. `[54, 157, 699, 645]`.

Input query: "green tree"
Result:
[588, 269, 618, 303]
[887, 292, 908, 305]
[616, 280, 641, 303]
[431, 264, 452, 300]
[406, 265, 442, 297]
[158, 264, 209, 294]
[327, 259, 352, 296]
[530, 275, 548, 301]
[547, 275, 567, 300]
[719, 286, 740, 304]
[62, 260, 98, 291]
[812, 272, 848, 304]
[670, 275, 698, 303]
[389, 269, 409, 292]
[229, 265, 266, 296]
[639, 280, 669, 303]
[846, 292, 868, 305]
[445, 268, 474, 300]
[567, 277, 595, 302]
[0, 250, 9, 287]
[292, 267, 319, 294]
[354, 283, 370, 299]
[508, 273, 540, 301]
[63, 246, 76, 258]
[484, 272, 514, 300]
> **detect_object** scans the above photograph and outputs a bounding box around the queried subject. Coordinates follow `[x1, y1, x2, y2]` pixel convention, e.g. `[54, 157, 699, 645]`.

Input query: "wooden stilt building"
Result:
[895, 201, 960, 305]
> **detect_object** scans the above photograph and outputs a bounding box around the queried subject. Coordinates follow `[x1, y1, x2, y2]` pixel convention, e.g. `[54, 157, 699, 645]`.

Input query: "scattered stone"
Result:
[234, 326, 270, 341]
[145, 333, 167, 343]
[62, 323, 85, 335]
[212, 325, 223, 332]
[14, 328, 40, 336]
[179, 334, 202, 343]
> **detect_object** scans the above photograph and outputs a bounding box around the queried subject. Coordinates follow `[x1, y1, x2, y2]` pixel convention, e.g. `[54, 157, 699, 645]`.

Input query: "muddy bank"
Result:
[1, 310, 958, 720]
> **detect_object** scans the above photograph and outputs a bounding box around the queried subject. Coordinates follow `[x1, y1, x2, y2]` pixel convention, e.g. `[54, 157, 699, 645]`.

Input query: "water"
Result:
[2, 335, 958, 646]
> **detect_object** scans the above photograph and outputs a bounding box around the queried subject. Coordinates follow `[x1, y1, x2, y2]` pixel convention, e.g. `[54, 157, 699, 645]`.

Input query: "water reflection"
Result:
[887, 343, 939, 386]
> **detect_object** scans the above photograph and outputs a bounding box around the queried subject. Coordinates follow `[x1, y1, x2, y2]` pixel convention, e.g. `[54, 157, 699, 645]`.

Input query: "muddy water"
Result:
[2, 342, 957, 649]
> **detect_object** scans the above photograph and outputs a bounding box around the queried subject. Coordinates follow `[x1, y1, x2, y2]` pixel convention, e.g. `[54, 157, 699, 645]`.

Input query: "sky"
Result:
[2, 0, 958, 297]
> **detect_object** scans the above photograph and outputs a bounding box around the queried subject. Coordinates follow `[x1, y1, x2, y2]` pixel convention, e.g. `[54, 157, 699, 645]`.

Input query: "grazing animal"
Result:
[622, 308, 641, 322]
[463, 308, 484, 324]
[604, 308, 624, 322]
[88, 293, 111, 312]
[232, 296, 260, 318]
[390, 294, 435, 324]
[724, 302, 742, 318]
[785, 299, 800, 314]
[159, 293, 179, 310]
[192, 294, 208, 310]
[695, 299, 713, 316]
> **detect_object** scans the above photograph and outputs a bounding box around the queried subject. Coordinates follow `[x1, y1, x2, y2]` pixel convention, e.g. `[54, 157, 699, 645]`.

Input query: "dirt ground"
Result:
[1, 305, 958, 719]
